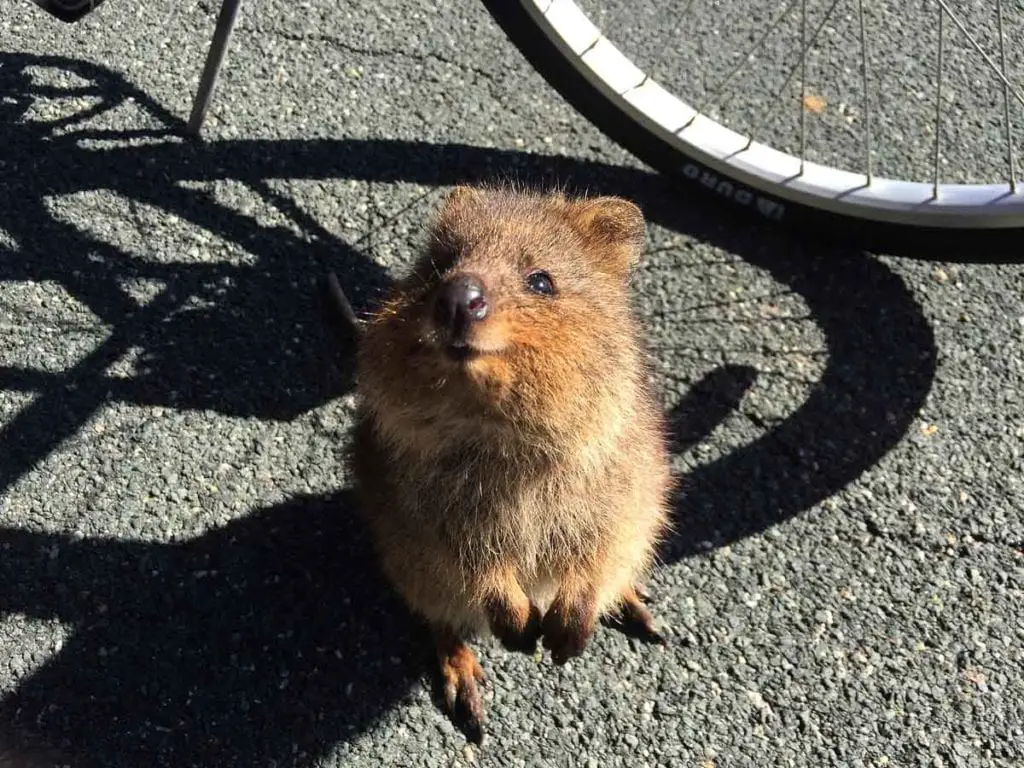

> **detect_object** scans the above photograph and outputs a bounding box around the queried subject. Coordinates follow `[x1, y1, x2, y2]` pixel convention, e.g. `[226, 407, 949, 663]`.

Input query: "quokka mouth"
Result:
[419, 323, 505, 364]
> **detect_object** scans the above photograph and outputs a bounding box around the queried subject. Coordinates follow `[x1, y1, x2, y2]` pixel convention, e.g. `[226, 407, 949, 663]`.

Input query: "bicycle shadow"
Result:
[0, 52, 937, 764]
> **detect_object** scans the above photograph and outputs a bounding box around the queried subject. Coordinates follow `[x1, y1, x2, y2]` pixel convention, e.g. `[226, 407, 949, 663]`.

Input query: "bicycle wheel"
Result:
[481, 0, 1024, 254]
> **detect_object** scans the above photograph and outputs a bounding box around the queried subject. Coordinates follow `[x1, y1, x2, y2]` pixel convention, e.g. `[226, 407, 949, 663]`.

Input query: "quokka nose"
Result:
[434, 275, 488, 345]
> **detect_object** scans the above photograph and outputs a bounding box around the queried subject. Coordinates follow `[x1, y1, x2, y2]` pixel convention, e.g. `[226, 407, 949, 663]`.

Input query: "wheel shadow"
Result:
[657, 235, 938, 556]
[0, 52, 937, 764]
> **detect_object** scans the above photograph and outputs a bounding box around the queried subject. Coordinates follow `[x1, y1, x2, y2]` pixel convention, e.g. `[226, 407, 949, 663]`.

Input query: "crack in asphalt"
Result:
[232, 23, 501, 85]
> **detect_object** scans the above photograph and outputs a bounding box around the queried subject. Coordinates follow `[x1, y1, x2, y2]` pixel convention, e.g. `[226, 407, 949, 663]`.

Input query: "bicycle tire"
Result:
[479, 0, 1024, 258]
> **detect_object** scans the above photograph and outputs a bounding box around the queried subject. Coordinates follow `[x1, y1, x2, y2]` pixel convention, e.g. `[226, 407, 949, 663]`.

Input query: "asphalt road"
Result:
[1, 1, 1022, 766]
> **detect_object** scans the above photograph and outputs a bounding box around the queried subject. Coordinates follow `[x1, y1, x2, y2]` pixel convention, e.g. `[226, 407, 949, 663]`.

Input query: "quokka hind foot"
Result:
[433, 626, 487, 744]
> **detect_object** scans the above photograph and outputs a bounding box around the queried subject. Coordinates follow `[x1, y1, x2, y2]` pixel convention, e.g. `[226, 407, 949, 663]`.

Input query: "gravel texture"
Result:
[1, 1, 1022, 767]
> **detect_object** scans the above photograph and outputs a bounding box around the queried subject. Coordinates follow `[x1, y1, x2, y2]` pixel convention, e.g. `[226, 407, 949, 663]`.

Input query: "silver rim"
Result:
[525, 0, 1024, 230]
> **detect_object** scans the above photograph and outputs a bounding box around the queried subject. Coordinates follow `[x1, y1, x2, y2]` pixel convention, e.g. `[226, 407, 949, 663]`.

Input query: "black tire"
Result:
[479, 0, 1023, 260]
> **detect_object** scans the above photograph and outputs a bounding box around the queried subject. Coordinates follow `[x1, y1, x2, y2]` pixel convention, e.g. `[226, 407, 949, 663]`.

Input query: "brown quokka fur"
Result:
[346, 185, 673, 739]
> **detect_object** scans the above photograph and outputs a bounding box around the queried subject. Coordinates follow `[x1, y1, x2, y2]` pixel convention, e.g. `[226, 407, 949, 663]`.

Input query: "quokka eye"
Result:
[525, 270, 556, 296]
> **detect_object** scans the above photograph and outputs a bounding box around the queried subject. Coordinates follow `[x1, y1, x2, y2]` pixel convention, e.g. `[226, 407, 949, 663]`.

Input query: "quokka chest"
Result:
[407, 456, 616, 565]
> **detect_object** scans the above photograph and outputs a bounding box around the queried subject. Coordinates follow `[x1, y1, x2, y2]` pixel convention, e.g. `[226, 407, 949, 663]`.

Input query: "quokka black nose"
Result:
[434, 275, 488, 345]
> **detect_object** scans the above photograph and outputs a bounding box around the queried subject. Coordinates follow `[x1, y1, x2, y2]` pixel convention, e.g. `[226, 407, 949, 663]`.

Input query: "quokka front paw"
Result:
[485, 590, 543, 655]
[541, 592, 597, 665]
[493, 603, 543, 654]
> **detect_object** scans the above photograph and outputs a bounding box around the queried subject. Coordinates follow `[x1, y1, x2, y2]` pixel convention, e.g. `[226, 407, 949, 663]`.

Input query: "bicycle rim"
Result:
[482, 0, 1024, 254]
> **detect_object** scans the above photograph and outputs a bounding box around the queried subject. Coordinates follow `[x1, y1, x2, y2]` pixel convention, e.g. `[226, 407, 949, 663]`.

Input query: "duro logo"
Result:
[682, 162, 786, 221]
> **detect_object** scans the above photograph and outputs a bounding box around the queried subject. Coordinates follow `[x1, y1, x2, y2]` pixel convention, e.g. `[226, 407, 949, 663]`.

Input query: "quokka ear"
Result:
[427, 186, 485, 273]
[567, 196, 646, 279]
[434, 186, 485, 241]
[440, 185, 483, 215]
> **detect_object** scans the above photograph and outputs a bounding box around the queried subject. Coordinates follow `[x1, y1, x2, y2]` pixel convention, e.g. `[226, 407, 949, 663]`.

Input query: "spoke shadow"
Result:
[0, 52, 938, 764]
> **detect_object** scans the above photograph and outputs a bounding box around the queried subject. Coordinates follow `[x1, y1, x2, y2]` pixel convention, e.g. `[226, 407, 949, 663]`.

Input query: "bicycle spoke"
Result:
[799, 0, 807, 174]
[996, 0, 1017, 192]
[772, 0, 843, 105]
[934, 0, 1024, 112]
[858, 0, 873, 184]
[710, 0, 797, 100]
[642, 0, 699, 89]
[743, 0, 843, 152]
[933, 5, 944, 199]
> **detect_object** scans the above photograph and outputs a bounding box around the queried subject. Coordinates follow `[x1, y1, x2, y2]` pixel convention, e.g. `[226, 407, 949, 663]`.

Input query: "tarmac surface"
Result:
[1, 1, 1022, 766]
